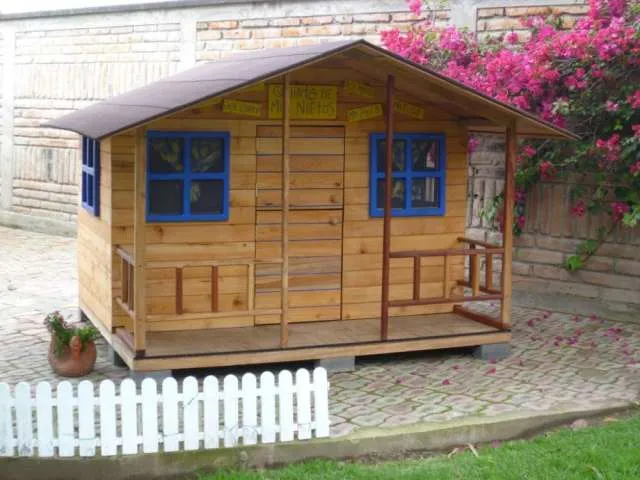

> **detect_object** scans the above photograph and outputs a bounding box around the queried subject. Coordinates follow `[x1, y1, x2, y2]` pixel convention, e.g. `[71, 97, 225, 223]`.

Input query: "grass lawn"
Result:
[199, 414, 640, 480]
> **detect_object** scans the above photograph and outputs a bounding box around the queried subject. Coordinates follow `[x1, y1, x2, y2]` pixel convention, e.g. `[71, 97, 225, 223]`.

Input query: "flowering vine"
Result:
[382, 0, 640, 271]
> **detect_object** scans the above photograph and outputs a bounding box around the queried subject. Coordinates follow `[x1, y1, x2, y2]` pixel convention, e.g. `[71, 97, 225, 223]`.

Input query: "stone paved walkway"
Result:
[1, 225, 639, 437]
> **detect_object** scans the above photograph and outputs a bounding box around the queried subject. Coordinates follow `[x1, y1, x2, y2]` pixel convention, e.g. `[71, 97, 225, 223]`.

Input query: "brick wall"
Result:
[477, 4, 589, 40]
[195, 10, 449, 60]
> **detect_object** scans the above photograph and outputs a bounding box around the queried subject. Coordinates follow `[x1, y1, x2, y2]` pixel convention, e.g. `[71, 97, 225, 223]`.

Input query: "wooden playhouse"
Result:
[48, 40, 576, 371]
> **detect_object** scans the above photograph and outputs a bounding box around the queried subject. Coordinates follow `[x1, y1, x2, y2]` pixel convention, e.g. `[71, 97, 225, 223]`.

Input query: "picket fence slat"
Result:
[99, 380, 117, 456]
[0, 383, 13, 456]
[183, 377, 200, 451]
[313, 368, 330, 438]
[202, 376, 219, 449]
[58, 382, 75, 457]
[121, 379, 138, 455]
[78, 380, 96, 457]
[141, 378, 159, 453]
[0, 367, 329, 458]
[296, 370, 312, 440]
[260, 372, 276, 444]
[162, 377, 179, 452]
[35, 382, 54, 457]
[223, 375, 239, 447]
[278, 371, 294, 442]
[242, 374, 258, 446]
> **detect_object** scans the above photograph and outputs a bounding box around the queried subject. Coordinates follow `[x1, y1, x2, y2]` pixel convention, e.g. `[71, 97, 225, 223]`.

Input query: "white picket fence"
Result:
[0, 367, 329, 457]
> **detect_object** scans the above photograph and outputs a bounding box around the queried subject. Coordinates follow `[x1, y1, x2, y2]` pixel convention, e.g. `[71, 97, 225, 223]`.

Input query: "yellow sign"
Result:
[347, 104, 383, 123]
[394, 100, 424, 120]
[268, 84, 338, 120]
[345, 80, 374, 99]
[240, 82, 265, 93]
[222, 99, 262, 117]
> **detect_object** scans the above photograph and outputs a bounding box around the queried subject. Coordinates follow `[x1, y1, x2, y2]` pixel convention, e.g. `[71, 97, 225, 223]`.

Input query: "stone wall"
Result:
[2, 0, 637, 323]
[468, 138, 640, 323]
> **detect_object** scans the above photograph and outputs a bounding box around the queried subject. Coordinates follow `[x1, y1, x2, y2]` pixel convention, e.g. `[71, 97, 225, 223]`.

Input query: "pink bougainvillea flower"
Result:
[632, 124, 640, 137]
[571, 199, 587, 217]
[630, 161, 640, 175]
[468, 136, 480, 153]
[539, 161, 556, 180]
[408, 0, 422, 16]
[605, 100, 620, 112]
[627, 90, 640, 109]
[505, 31, 519, 44]
[611, 201, 630, 221]
[442, 379, 451, 385]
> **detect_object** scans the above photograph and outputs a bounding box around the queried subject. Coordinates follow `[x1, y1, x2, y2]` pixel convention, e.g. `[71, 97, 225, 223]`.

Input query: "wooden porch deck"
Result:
[114, 312, 511, 371]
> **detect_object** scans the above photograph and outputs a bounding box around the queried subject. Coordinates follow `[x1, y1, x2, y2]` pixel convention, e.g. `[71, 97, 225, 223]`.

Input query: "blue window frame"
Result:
[81, 136, 100, 216]
[369, 133, 446, 217]
[146, 131, 230, 222]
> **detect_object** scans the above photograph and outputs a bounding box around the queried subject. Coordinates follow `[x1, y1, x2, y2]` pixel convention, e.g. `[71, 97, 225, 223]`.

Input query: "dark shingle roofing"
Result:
[46, 40, 578, 140]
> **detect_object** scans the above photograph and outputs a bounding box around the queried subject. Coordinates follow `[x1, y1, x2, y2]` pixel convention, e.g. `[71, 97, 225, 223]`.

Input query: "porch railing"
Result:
[388, 237, 504, 308]
[114, 246, 283, 324]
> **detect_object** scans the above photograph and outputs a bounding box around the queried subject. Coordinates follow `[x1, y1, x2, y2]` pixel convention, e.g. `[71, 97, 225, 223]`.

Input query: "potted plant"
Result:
[45, 311, 99, 377]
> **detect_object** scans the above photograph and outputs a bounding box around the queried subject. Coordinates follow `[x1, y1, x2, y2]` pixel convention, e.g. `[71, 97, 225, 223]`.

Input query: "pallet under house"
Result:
[47, 40, 577, 372]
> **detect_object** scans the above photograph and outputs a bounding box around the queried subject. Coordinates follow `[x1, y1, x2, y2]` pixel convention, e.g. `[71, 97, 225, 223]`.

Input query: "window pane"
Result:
[411, 178, 440, 208]
[149, 137, 184, 173]
[86, 175, 94, 208]
[412, 139, 439, 171]
[82, 172, 88, 203]
[376, 178, 405, 209]
[190, 180, 224, 214]
[191, 138, 224, 173]
[149, 180, 183, 216]
[376, 139, 406, 172]
[86, 140, 94, 168]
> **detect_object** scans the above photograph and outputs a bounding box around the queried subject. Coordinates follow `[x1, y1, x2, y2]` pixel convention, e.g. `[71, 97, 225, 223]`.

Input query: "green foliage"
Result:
[44, 311, 99, 357]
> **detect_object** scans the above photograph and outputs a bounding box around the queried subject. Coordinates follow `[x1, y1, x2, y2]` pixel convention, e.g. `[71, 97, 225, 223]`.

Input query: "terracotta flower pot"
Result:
[48, 336, 97, 377]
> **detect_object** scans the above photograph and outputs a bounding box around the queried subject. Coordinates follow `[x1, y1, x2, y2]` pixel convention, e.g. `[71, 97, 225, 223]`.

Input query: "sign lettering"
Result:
[345, 80, 374, 99]
[394, 100, 424, 120]
[347, 104, 384, 123]
[222, 99, 262, 117]
[268, 84, 338, 120]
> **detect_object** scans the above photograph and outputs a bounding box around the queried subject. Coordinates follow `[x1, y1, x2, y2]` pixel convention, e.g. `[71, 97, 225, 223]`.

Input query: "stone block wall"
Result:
[468, 137, 640, 323]
[2, 0, 637, 323]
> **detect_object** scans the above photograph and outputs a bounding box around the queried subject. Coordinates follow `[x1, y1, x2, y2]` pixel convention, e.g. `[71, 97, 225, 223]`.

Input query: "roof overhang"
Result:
[45, 40, 578, 141]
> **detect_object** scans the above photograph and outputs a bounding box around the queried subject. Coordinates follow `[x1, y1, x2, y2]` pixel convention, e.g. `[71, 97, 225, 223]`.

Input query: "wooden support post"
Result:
[412, 255, 420, 301]
[485, 253, 494, 291]
[380, 74, 395, 341]
[133, 128, 147, 355]
[128, 265, 134, 310]
[211, 265, 219, 313]
[443, 254, 450, 299]
[280, 74, 291, 348]
[175, 268, 183, 315]
[471, 253, 480, 297]
[500, 122, 516, 328]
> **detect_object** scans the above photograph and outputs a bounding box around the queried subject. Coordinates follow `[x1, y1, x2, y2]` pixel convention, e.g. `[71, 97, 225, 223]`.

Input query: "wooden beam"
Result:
[486, 253, 494, 291]
[471, 252, 480, 297]
[380, 74, 395, 341]
[280, 73, 291, 348]
[389, 294, 503, 307]
[412, 255, 420, 301]
[453, 306, 508, 331]
[500, 122, 516, 328]
[443, 254, 450, 299]
[133, 127, 147, 355]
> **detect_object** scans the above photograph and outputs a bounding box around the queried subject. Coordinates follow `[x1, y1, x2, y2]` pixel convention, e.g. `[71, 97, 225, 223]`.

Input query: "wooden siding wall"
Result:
[105, 61, 469, 332]
[342, 119, 468, 320]
[77, 141, 114, 333]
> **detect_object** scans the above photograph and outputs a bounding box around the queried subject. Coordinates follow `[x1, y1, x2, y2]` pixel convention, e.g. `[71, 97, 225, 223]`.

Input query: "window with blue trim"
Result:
[81, 136, 100, 216]
[369, 133, 446, 217]
[147, 131, 230, 222]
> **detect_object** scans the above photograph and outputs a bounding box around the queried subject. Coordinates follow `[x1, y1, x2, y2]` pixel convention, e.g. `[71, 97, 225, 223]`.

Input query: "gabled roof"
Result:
[45, 39, 578, 141]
